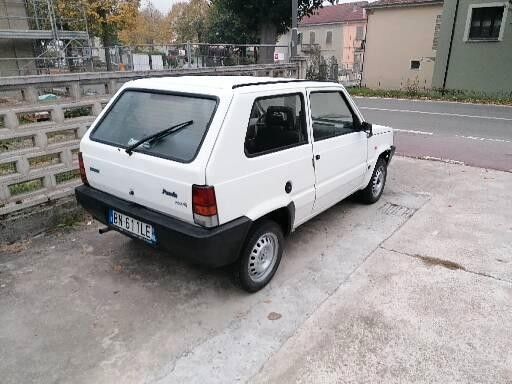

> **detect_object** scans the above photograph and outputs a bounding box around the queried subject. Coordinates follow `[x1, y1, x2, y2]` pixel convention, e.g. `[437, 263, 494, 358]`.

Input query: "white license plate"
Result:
[108, 209, 157, 244]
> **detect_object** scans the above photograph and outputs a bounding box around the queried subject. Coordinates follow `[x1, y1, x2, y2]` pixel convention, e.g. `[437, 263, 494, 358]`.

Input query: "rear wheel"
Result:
[359, 157, 388, 204]
[234, 220, 284, 293]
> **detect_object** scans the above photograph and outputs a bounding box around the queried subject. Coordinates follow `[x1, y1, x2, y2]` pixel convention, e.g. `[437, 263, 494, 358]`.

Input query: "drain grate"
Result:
[379, 202, 416, 218]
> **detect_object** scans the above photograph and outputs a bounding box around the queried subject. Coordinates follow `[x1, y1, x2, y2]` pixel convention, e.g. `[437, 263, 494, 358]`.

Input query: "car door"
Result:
[208, 90, 316, 229]
[307, 87, 368, 214]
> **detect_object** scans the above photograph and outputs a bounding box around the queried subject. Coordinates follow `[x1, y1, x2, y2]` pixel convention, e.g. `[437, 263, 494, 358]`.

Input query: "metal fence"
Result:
[0, 43, 291, 77]
[0, 63, 299, 216]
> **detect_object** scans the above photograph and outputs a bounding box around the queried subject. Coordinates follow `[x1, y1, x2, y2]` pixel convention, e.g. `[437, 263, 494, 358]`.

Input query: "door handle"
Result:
[315, 155, 321, 160]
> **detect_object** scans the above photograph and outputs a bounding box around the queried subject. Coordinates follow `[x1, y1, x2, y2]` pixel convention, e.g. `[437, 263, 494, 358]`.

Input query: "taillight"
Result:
[192, 185, 218, 227]
[78, 152, 89, 185]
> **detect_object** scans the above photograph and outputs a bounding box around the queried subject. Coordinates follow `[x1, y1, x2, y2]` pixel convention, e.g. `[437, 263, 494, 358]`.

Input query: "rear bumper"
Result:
[75, 185, 252, 267]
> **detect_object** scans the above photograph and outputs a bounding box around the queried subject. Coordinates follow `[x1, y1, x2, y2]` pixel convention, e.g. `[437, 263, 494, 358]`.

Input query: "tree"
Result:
[209, 0, 333, 63]
[205, 1, 257, 44]
[166, 0, 209, 43]
[119, 2, 169, 46]
[56, 0, 139, 70]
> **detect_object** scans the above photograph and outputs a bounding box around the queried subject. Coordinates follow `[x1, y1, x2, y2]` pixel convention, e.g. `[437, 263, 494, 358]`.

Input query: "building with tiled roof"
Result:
[276, 2, 368, 81]
[362, 0, 444, 89]
[300, 2, 368, 26]
[365, 0, 444, 9]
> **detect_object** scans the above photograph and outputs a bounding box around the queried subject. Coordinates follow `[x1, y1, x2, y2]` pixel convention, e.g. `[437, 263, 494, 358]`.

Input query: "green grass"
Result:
[0, 136, 35, 153]
[0, 161, 17, 176]
[64, 106, 92, 119]
[9, 178, 44, 196]
[55, 169, 80, 184]
[47, 129, 78, 144]
[347, 87, 512, 106]
[29, 153, 61, 169]
[54, 210, 85, 231]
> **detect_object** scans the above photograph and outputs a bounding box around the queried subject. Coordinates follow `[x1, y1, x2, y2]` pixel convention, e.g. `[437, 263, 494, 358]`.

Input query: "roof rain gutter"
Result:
[442, 0, 460, 91]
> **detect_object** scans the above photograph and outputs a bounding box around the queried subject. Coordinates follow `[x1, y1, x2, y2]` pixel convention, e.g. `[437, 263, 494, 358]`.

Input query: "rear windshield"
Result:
[90, 90, 218, 162]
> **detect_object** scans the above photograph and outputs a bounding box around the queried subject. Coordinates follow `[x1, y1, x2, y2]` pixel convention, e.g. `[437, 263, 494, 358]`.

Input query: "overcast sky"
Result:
[149, 0, 374, 14]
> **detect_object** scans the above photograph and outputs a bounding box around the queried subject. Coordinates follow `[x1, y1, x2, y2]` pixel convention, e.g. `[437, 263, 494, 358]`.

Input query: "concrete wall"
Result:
[362, 3, 443, 90]
[0, 64, 299, 218]
[432, 0, 512, 94]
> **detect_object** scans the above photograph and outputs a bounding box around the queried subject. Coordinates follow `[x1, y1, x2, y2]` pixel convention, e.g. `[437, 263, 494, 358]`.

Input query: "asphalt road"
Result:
[354, 97, 512, 172]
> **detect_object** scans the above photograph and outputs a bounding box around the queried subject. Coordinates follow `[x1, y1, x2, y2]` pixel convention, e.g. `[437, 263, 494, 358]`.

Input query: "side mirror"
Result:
[361, 121, 373, 137]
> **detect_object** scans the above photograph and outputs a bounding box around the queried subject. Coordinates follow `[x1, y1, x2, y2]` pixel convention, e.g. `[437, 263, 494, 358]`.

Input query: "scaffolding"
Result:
[0, 0, 92, 76]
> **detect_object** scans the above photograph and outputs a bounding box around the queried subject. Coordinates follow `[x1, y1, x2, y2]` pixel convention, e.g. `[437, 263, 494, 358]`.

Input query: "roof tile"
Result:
[300, 2, 368, 26]
[365, 0, 443, 9]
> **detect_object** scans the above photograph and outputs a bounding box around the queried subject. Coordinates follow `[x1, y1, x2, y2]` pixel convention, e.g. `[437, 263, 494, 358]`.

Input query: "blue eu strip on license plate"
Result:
[108, 209, 157, 244]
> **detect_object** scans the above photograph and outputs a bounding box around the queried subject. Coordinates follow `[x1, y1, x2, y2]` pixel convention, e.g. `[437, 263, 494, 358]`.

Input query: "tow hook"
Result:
[99, 227, 111, 235]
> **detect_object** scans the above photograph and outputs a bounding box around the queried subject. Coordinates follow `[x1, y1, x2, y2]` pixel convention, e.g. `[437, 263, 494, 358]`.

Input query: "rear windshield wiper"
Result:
[125, 120, 194, 156]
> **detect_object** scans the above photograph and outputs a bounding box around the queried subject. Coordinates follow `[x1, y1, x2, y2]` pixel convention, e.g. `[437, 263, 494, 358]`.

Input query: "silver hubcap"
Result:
[372, 166, 385, 197]
[248, 233, 279, 283]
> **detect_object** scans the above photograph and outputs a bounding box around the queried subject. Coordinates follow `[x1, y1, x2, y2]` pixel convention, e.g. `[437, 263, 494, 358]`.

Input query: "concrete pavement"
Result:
[355, 97, 512, 172]
[1, 157, 511, 383]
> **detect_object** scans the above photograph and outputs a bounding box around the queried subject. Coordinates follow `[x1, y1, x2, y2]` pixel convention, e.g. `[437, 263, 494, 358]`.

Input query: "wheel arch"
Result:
[255, 202, 295, 237]
[378, 147, 394, 164]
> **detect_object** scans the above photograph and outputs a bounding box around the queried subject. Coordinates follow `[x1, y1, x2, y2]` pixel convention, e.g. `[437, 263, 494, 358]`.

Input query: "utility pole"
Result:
[291, 0, 298, 57]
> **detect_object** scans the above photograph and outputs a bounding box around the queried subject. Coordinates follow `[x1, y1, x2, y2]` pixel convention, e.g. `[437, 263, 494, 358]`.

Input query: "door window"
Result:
[310, 91, 359, 141]
[245, 93, 307, 156]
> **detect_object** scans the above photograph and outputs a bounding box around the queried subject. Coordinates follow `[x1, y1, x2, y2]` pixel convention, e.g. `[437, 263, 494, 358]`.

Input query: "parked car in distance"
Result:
[75, 76, 395, 292]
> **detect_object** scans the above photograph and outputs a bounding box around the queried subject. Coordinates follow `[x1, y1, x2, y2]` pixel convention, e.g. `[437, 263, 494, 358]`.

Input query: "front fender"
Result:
[363, 128, 394, 187]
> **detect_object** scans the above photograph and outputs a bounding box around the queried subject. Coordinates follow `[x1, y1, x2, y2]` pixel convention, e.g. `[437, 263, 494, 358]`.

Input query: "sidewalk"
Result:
[254, 157, 512, 383]
[1, 157, 511, 384]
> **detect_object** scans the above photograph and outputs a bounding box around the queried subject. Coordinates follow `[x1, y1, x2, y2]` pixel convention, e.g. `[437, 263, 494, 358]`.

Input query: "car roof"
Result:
[126, 76, 341, 95]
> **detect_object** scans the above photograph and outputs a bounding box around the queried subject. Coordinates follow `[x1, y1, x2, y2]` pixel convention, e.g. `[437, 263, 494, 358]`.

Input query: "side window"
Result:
[467, 6, 505, 40]
[245, 93, 307, 156]
[356, 25, 364, 40]
[310, 92, 359, 141]
[326, 31, 333, 45]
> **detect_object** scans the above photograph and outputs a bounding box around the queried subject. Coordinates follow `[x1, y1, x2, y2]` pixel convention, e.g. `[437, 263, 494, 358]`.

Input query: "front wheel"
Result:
[359, 158, 388, 204]
[234, 220, 284, 293]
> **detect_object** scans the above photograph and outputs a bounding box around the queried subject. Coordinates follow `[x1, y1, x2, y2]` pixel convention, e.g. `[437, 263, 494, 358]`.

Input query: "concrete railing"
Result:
[0, 63, 299, 216]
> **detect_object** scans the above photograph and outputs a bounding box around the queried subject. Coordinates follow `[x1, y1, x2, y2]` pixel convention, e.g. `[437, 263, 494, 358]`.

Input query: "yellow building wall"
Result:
[362, 4, 443, 90]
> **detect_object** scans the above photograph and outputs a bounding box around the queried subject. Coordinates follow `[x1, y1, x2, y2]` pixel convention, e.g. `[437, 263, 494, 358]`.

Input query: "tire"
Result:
[359, 157, 388, 204]
[233, 220, 284, 293]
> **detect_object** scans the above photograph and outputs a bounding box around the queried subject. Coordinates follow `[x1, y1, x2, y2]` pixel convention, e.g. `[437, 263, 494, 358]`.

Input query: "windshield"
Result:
[90, 90, 218, 162]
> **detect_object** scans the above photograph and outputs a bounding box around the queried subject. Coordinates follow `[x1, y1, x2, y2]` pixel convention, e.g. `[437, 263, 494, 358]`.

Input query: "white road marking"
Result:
[394, 128, 433, 135]
[394, 128, 511, 144]
[455, 135, 512, 144]
[360, 106, 512, 121]
[353, 96, 512, 109]
[419, 156, 466, 165]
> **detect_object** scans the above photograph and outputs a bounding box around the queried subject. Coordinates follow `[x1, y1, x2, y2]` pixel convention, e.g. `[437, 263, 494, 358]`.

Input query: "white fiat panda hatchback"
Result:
[76, 76, 395, 292]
